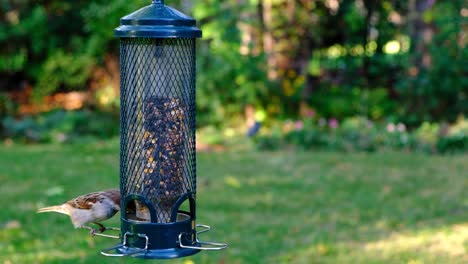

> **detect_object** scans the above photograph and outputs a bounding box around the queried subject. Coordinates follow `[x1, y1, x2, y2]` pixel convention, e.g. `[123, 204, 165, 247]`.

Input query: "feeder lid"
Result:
[115, 0, 202, 38]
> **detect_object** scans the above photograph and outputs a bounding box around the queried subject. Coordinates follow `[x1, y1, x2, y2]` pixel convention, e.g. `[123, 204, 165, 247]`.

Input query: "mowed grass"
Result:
[0, 139, 467, 263]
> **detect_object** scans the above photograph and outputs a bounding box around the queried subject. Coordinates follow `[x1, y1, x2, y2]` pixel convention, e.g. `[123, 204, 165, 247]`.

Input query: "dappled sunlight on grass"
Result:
[364, 224, 467, 259]
[224, 175, 242, 188]
[279, 224, 467, 263]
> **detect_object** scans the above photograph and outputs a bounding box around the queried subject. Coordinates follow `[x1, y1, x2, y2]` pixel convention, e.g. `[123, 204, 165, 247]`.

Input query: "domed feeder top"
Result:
[115, 0, 202, 38]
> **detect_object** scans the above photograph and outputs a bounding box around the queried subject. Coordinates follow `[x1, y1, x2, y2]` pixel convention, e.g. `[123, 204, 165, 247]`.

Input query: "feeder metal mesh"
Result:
[120, 38, 196, 223]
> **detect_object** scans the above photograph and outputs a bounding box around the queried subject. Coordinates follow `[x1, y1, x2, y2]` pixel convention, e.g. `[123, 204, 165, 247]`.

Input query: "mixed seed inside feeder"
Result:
[130, 96, 188, 223]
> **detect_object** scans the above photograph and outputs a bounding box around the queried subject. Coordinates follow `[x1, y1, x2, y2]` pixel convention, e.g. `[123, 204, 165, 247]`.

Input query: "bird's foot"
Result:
[92, 222, 106, 233]
[83, 225, 97, 237]
[89, 224, 120, 239]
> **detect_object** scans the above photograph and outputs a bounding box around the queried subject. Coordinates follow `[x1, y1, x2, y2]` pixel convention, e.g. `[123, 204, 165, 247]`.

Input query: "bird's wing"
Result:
[66, 191, 102, 210]
[66, 189, 120, 210]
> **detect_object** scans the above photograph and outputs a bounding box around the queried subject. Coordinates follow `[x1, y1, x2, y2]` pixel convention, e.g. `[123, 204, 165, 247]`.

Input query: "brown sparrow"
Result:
[37, 189, 120, 236]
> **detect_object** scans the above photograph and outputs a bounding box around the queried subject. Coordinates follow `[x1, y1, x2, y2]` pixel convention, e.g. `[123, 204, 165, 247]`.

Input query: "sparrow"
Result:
[37, 189, 121, 236]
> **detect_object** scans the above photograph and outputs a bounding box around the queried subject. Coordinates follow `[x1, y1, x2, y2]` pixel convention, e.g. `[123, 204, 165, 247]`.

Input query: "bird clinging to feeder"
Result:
[37, 189, 120, 236]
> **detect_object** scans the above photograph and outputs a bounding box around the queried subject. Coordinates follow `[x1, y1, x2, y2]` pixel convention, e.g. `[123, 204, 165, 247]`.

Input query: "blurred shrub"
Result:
[285, 129, 330, 150]
[33, 51, 94, 99]
[413, 122, 440, 152]
[197, 49, 272, 126]
[308, 87, 396, 121]
[94, 85, 120, 111]
[0, 93, 17, 118]
[338, 116, 379, 152]
[252, 123, 285, 151]
[2, 109, 119, 143]
[437, 117, 468, 153]
[254, 115, 467, 154]
[0, 0, 148, 98]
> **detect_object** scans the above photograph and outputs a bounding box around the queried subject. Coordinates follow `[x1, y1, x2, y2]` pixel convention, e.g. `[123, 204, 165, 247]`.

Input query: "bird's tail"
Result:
[37, 205, 69, 215]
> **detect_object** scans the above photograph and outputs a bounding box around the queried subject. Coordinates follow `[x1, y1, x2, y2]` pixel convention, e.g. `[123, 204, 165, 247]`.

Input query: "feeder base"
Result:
[116, 247, 200, 259]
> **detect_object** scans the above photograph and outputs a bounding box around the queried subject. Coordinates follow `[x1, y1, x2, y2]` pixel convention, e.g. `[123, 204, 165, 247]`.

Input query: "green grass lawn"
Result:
[0, 139, 467, 263]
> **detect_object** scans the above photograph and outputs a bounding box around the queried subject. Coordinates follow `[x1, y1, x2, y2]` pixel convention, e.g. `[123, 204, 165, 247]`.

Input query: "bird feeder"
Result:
[101, 0, 227, 258]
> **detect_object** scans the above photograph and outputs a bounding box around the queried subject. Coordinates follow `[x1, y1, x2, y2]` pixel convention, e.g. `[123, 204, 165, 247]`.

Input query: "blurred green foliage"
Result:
[396, 1, 467, 126]
[0, 0, 149, 96]
[309, 87, 397, 120]
[0, 0, 466, 128]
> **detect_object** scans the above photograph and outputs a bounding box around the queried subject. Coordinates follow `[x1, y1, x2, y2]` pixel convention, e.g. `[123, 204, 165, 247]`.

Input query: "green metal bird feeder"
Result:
[100, 0, 227, 258]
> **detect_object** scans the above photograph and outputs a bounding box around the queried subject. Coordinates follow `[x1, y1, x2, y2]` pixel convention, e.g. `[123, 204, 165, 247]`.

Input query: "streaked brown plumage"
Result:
[37, 189, 120, 235]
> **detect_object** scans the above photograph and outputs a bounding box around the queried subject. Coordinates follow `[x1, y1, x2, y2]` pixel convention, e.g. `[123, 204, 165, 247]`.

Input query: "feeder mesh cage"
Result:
[120, 38, 196, 223]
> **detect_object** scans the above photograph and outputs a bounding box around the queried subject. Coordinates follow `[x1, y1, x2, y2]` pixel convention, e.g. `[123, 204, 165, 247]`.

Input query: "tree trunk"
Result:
[262, 0, 277, 79]
[408, 0, 436, 70]
[407, 0, 436, 114]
